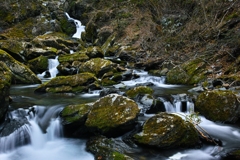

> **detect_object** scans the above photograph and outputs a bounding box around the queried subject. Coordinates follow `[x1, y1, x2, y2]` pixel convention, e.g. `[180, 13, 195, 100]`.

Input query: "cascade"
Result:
[0, 105, 63, 153]
[65, 13, 85, 39]
[37, 56, 59, 79]
[48, 56, 59, 78]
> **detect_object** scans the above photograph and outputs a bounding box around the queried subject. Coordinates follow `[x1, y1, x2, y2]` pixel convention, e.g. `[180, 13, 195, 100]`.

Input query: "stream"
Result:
[0, 69, 240, 160]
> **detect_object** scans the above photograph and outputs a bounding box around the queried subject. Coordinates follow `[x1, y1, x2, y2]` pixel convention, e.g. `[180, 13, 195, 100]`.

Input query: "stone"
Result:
[34, 72, 100, 93]
[85, 94, 140, 136]
[195, 90, 240, 123]
[133, 112, 199, 149]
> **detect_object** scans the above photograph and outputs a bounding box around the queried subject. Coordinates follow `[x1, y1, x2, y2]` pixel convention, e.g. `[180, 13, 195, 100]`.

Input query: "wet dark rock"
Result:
[86, 135, 134, 160]
[60, 103, 93, 137]
[0, 62, 11, 123]
[99, 88, 123, 97]
[28, 55, 48, 74]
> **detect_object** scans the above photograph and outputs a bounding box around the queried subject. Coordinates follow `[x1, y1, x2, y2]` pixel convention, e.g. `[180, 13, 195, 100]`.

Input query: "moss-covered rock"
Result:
[125, 86, 154, 99]
[60, 102, 94, 137]
[0, 62, 12, 122]
[28, 55, 48, 74]
[79, 58, 114, 77]
[26, 47, 58, 60]
[34, 72, 100, 93]
[85, 94, 140, 136]
[195, 90, 240, 123]
[58, 52, 89, 64]
[61, 103, 93, 125]
[0, 40, 25, 62]
[166, 58, 207, 85]
[86, 136, 134, 160]
[85, 46, 104, 58]
[0, 49, 41, 84]
[133, 112, 199, 149]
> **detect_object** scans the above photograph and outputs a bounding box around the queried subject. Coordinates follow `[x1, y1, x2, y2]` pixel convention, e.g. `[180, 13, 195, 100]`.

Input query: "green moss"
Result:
[195, 90, 239, 122]
[61, 103, 92, 124]
[126, 86, 153, 99]
[36, 72, 99, 93]
[166, 58, 207, 85]
[85, 94, 139, 133]
[112, 152, 126, 160]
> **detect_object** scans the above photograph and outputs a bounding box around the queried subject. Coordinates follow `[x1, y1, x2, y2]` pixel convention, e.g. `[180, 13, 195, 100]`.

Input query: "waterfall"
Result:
[65, 13, 85, 39]
[0, 106, 63, 153]
[37, 56, 59, 79]
[48, 56, 59, 78]
[157, 94, 195, 113]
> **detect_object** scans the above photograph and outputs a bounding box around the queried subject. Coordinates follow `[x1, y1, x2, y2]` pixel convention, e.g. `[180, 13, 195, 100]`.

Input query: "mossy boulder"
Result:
[133, 112, 199, 149]
[0, 40, 25, 62]
[0, 62, 12, 122]
[83, 21, 97, 43]
[85, 46, 104, 58]
[26, 47, 58, 60]
[28, 55, 48, 74]
[85, 94, 140, 136]
[195, 90, 240, 123]
[0, 49, 41, 84]
[60, 103, 93, 137]
[166, 58, 207, 85]
[86, 136, 134, 160]
[61, 103, 93, 125]
[79, 58, 114, 77]
[34, 72, 100, 93]
[125, 86, 154, 99]
[30, 33, 78, 54]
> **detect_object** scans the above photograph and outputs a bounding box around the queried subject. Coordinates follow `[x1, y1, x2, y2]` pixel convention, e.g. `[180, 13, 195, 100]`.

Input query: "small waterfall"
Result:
[122, 70, 165, 87]
[158, 94, 195, 113]
[65, 13, 85, 39]
[0, 124, 31, 153]
[37, 56, 59, 79]
[0, 105, 63, 153]
[48, 56, 59, 78]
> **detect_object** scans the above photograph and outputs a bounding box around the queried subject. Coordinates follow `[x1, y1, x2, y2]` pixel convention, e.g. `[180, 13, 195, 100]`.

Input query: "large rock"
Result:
[0, 49, 41, 84]
[60, 103, 93, 137]
[85, 94, 140, 137]
[0, 40, 26, 62]
[79, 58, 114, 77]
[0, 62, 11, 122]
[86, 136, 134, 160]
[125, 86, 154, 99]
[195, 90, 240, 123]
[133, 113, 199, 149]
[57, 52, 89, 75]
[34, 72, 100, 93]
[28, 55, 48, 74]
[166, 58, 207, 85]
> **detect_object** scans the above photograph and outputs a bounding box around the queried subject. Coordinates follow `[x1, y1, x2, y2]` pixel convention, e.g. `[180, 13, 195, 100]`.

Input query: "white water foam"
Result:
[0, 106, 94, 160]
[65, 13, 85, 39]
[37, 56, 59, 79]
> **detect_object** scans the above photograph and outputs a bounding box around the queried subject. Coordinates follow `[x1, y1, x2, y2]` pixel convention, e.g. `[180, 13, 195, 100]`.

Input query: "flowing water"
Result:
[65, 13, 85, 39]
[1, 69, 240, 160]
